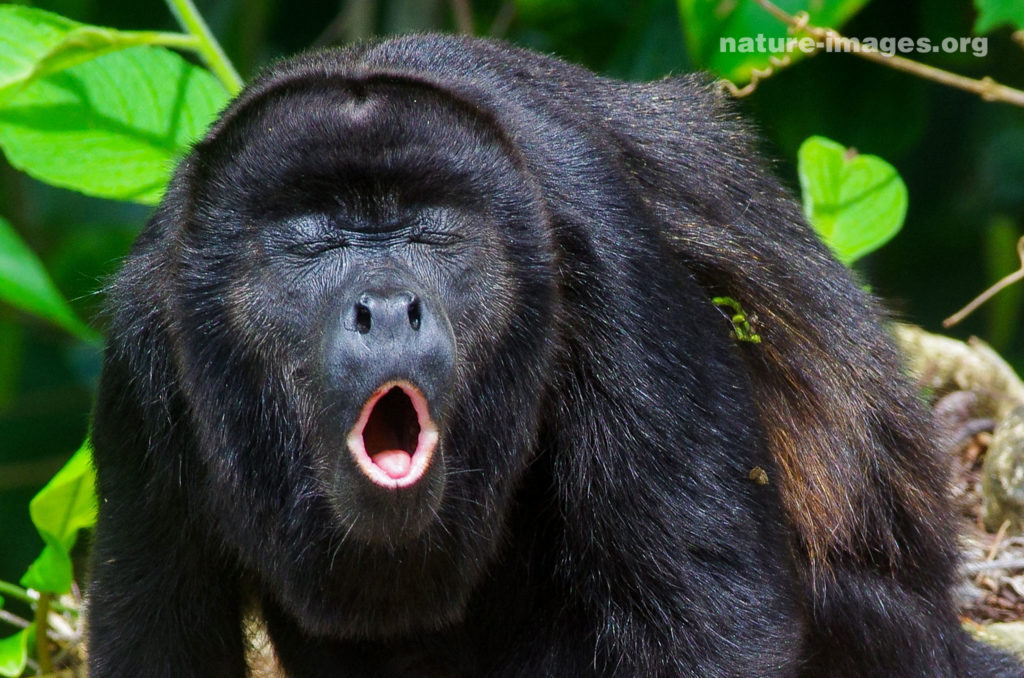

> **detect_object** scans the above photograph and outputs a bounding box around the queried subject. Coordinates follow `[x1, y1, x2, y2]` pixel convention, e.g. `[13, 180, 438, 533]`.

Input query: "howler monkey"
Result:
[87, 34, 1022, 677]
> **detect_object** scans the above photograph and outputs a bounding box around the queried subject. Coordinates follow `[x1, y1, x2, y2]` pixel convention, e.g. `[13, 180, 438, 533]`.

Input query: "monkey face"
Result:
[152, 76, 558, 633]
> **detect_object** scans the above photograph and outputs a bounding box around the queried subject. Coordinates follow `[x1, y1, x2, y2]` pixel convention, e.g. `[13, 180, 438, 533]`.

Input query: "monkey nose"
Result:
[351, 289, 422, 337]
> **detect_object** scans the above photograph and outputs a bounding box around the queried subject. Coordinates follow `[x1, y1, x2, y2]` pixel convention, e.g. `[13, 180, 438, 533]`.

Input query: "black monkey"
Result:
[88, 34, 1022, 677]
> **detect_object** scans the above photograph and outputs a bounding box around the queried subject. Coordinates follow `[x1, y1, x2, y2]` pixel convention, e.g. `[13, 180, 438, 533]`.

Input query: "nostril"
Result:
[355, 302, 372, 334]
[407, 297, 422, 331]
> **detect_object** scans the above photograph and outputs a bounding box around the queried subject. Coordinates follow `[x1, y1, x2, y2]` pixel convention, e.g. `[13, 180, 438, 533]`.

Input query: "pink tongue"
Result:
[371, 450, 413, 479]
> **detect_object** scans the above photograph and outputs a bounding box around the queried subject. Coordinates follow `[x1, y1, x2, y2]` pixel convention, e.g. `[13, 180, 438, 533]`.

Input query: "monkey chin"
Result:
[346, 380, 440, 489]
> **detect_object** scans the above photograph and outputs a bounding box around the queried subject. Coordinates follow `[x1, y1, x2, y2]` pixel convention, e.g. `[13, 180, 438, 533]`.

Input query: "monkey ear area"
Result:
[345, 382, 439, 489]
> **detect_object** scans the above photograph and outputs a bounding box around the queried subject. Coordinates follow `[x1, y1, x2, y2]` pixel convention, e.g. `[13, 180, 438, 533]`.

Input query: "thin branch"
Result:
[312, 0, 377, 47]
[719, 54, 797, 97]
[0, 610, 30, 629]
[488, 1, 515, 38]
[945, 236, 1024, 327]
[450, 0, 474, 35]
[165, 0, 243, 94]
[964, 557, 1024, 573]
[752, 0, 1024, 107]
[720, 10, 816, 96]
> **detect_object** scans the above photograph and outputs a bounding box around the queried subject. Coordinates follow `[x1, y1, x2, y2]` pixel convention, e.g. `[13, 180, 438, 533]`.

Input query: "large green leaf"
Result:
[798, 136, 907, 265]
[0, 626, 29, 678]
[0, 215, 98, 343]
[0, 5, 195, 103]
[20, 441, 97, 594]
[974, 0, 1024, 33]
[677, 0, 869, 84]
[0, 45, 228, 205]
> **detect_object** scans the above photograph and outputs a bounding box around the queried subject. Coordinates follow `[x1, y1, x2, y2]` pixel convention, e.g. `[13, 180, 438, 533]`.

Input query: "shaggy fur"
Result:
[88, 34, 1022, 677]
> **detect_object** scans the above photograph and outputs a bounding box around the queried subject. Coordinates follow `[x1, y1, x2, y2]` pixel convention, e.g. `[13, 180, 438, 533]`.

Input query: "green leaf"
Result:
[0, 215, 98, 343]
[0, 626, 29, 678]
[797, 136, 908, 265]
[20, 539, 74, 595]
[677, 0, 870, 84]
[0, 45, 228, 205]
[0, 5, 191, 103]
[20, 441, 97, 594]
[974, 0, 1024, 33]
[0, 6, 88, 97]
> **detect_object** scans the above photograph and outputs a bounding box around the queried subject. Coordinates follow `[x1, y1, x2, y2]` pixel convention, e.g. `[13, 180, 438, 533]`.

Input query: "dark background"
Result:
[1, 0, 1022, 589]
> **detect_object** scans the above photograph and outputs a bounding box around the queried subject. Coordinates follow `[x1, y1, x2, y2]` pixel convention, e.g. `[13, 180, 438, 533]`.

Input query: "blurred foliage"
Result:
[973, 0, 1024, 34]
[678, 0, 870, 82]
[0, 0, 1021, 663]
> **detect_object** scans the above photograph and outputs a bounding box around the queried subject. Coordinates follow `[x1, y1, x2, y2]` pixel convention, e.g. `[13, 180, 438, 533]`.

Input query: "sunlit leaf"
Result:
[0, 215, 98, 342]
[0, 626, 29, 678]
[0, 45, 227, 205]
[0, 5, 184, 102]
[20, 441, 97, 594]
[798, 135, 907, 265]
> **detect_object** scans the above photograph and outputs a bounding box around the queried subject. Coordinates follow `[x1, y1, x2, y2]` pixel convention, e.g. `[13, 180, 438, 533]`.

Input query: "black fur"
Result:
[87, 34, 1022, 677]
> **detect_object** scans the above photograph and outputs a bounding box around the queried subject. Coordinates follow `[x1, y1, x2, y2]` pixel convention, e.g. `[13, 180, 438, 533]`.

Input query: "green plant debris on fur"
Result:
[713, 296, 762, 344]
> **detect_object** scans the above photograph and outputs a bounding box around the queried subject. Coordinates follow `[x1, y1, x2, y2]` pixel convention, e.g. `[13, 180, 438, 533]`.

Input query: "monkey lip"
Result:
[346, 381, 439, 489]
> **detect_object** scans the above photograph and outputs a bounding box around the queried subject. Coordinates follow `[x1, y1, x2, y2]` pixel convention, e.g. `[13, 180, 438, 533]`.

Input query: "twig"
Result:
[718, 54, 796, 97]
[311, 0, 376, 47]
[753, 0, 1024, 107]
[963, 557, 1024, 573]
[987, 520, 1011, 563]
[450, 0, 474, 35]
[945, 236, 1024, 328]
[0, 609, 30, 629]
[973, 519, 1012, 587]
[164, 0, 243, 94]
[488, 1, 515, 39]
[719, 9, 813, 96]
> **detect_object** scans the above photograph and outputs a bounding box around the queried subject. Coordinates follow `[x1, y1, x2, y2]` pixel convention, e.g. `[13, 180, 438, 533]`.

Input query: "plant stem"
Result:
[0, 580, 34, 606]
[0, 580, 77, 616]
[122, 30, 202, 51]
[34, 593, 53, 673]
[164, 0, 243, 94]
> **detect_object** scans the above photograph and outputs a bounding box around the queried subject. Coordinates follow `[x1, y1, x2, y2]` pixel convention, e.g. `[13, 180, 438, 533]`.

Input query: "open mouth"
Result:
[346, 381, 439, 489]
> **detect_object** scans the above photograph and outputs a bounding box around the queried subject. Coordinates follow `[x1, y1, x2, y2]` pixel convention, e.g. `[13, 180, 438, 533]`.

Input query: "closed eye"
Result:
[285, 239, 348, 256]
[408, 229, 463, 246]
